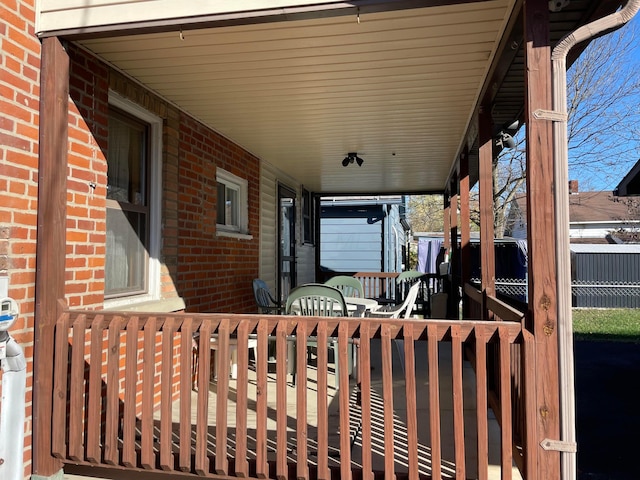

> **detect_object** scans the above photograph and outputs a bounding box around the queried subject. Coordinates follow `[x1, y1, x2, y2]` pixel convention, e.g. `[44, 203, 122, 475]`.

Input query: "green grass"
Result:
[572, 308, 640, 342]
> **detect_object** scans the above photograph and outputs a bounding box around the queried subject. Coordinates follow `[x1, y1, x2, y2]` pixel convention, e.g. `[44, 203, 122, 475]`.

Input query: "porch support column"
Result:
[443, 191, 451, 255]
[478, 105, 495, 319]
[459, 148, 471, 319]
[524, 1, 560, 478]
[449, 173, 459, 319]
[33, 36, 68, 478]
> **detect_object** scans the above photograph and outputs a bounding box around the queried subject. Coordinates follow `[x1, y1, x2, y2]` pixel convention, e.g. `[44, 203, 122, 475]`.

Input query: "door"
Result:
[278, 185, 296, 302]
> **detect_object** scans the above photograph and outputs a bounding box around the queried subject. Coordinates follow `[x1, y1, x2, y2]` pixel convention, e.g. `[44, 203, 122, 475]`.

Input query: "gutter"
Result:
[550, 2, 640, 479]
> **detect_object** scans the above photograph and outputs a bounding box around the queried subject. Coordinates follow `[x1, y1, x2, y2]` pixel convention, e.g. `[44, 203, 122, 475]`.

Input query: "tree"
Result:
[406, 194, 445, 233]
[410, 21, 640, 238]
[491, 19, 640, 237]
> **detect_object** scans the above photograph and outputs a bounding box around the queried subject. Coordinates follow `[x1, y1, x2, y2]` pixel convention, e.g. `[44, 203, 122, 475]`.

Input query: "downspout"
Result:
[550, 2, 640, 479]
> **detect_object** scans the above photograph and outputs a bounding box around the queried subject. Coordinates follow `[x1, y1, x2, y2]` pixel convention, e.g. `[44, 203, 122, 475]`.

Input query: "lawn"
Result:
[572, 308, 640, 342]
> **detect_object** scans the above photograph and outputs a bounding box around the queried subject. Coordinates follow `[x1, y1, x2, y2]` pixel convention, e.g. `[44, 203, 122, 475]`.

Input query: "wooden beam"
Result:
[478, 105, 495, 318]
[33, 36, 68, 476]
[524, 0, 560, 478]
[459, 148, 471, 319]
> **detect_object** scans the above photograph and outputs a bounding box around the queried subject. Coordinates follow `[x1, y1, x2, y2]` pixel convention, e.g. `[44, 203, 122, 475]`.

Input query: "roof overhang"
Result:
[36, 0, 620, 195]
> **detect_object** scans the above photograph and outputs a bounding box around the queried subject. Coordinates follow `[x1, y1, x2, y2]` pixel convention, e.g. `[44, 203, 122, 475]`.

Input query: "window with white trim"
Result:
[216, 168, 249, 235]
[105, 93, 162, 306]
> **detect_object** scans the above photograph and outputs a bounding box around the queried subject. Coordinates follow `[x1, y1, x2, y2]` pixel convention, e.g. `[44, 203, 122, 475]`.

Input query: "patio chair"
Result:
[285, 283, 353, 386]
[324, 275, 364, 298]
[370, 280, 421, 319]
[368, 281, 422, 374]
[396, 270, 428, 314]
[253, 278, 283, 314]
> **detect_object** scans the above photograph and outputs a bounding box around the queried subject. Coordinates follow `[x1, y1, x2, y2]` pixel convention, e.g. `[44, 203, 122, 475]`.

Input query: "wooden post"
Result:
[33, 36, 68, 477]
[443, 191, 451, 255]
[449, 173, 459, 319]
[524, 1, 561, 478]
[478, 105, 496, 319]
[459, 148, 471, 318]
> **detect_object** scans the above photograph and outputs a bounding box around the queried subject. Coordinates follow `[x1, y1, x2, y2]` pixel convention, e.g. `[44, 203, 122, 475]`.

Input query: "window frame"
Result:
[104, 92, 162, 309]
[216, 168, 251, 239]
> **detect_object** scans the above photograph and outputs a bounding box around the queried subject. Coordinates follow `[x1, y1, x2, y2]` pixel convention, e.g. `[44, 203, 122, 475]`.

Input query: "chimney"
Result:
[569, 180, 579, 194]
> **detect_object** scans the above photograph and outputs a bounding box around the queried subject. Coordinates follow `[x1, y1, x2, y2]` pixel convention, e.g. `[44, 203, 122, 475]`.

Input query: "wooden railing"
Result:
[52, 305, 534, 480]
[353, 272, 399, 302]
[463, 282, 533, 476]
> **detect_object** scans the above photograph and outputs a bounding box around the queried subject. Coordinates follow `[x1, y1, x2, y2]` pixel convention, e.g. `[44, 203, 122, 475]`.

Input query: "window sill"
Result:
[103, 297, 186, 313]
[216, 230, 254, 241]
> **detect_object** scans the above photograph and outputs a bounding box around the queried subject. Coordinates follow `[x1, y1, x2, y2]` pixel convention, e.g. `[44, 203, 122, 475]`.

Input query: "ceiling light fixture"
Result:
[342, 152, 364, 167]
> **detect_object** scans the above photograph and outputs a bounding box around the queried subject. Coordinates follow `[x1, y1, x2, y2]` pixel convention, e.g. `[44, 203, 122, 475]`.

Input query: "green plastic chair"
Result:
[286, 284, 352, 386]
[324, 275, 364, 298]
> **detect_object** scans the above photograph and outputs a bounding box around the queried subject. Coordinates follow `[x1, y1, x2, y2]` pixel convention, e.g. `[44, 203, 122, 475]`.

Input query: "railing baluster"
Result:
[522, 330, 537, 480]
[86, 315, 105, 464]
[296, 320, 309, 480]
[427, 323, 441, 480]
[403, 323, 419, 480]
[141, 316, 157, 470]
[104, 316, 124, 465]
[215, 318, 230, 475]
[195, 320, 212, 475]
[316, 321, 329, 480]
[451, 324, 466, 479]
[235, 319, 250, 477]
[381, 324, 395, 479]
[475, 326, 489, 480]
[499, 326, 513, 480]
[359, 322, 373, 480]
[178, 317, 193, 472]
[52, 311, 71, 459]
[68, 314, 87, 462]
[276, 320, 289, 480]
[255, 319, 269, 478]
[338, 321, 351, 480]
[160, 317, 177, 471]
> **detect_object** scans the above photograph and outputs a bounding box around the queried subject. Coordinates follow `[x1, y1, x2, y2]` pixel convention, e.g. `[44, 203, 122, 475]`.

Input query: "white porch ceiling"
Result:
[78, 1, 515, 194]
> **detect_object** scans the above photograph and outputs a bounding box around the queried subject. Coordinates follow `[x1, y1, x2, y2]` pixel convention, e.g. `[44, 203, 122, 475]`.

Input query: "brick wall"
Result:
[178, 115, 260, 313]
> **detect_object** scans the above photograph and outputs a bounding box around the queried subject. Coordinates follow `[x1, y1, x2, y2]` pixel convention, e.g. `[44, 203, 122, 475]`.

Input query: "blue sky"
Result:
[566, 14, 640, 191]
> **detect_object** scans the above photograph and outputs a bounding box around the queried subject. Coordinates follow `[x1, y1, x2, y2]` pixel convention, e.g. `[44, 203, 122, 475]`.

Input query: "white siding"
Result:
[259, 161, 278, 293]
[259, 160, 316, 290]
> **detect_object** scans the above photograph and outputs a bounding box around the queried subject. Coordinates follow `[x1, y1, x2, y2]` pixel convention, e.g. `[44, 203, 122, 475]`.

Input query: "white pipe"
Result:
[551, 2, 640, 479]
[0, 334, 27, 480]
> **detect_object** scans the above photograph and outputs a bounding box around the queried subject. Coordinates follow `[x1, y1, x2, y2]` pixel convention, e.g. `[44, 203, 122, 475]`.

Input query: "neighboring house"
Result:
[506, 180, 640, 243]
[319, 196, 409, 274]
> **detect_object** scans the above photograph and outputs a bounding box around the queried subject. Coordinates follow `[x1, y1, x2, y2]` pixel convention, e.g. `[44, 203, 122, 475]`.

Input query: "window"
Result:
[302, 187, 314, 244]
[216, 168, 249, 236]
[105, 93, 161, 304]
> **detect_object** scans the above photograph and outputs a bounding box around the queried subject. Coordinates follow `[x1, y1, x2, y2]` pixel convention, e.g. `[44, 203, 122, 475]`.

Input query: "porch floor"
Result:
[64, 339, 521, 480]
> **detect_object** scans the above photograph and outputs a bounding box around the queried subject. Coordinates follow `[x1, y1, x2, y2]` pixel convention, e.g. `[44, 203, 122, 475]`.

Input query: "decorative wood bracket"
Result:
[540, 438, 577, 452]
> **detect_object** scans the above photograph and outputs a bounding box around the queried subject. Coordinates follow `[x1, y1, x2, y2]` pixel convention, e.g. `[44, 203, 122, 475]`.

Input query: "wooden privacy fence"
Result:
[52, 306, 535, 480]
